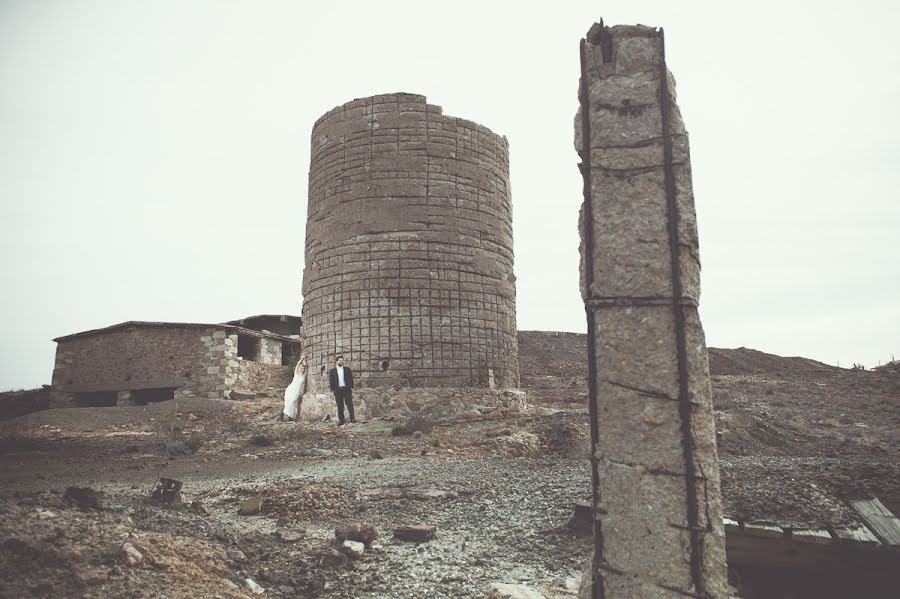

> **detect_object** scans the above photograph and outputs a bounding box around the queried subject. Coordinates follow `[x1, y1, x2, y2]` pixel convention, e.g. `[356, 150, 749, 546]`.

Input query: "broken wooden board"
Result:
[792, 529, 833, 545]
[743, 522, 784, 539]
[832, 526, 881, 546]
[850, 498, 900, 546]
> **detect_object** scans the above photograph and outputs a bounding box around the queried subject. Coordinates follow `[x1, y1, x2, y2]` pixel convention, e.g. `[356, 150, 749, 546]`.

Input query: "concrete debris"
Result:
[245, 578, 265, 594]
[335, 522, 379, 546]
[276, 528, 304, 542]
[226, 549, 246, 561]
[486, 582, 546, 598]
[341, 540, 365, 559]
[298, 448, 332, 457]
[63, 487, 102, 510]
[393, 525, 436, 543]
[121, 542, 143, 566]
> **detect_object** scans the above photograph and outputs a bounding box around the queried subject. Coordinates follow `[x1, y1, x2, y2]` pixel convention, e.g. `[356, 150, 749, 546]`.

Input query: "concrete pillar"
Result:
[576, 22, 729, 598]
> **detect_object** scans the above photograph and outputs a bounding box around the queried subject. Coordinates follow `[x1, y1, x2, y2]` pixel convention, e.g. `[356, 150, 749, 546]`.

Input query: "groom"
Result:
[328, 356, 355, 426]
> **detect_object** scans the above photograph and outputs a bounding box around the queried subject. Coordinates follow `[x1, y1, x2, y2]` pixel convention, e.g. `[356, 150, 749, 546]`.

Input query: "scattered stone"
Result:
[239, 498, 263, 515]
[224, 579, 240, 591]
[245, 578, 265, 594]
[393, 525, 436, 543]
[35, 509, 58, 520]
[227, 549, 246, 561]
[63, 486, 102, 510]
[335, 522, 379, 546]
[188, 500, 208, 515]
[298, 448, 332, 457]
[341, 540, 365, 559]
[148, 478, 183, 505]
[121, 542, 143, 565]
[368, 449, 384, 460]
[496, 431, 540, 455]
[276, 528, 305, 542]
[486, 582, 546, 599]
[278, 585, 295, 594]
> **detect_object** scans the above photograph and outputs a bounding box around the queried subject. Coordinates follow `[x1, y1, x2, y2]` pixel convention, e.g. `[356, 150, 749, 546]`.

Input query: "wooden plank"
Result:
[833, 526, 881, 546]
[850, 498, 900, 546]
[743, 522, 784, 539]
[792, 529, 833, 545]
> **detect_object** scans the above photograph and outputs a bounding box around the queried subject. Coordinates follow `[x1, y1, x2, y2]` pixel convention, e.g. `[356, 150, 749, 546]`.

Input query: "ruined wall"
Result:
[576, 23, 729, 597]
[302, 93, 519, 389]
[50, 325, 296, 405]
[51, 326, 221, 404]
[233, 360, 294, 393]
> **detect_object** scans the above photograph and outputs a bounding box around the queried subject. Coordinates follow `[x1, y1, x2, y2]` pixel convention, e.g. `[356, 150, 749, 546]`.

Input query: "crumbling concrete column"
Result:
[576, 22, 729, 598]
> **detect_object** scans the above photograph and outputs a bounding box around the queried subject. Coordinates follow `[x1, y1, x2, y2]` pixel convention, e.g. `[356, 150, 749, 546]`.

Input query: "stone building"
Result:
[50, 317, 301, 407]
[302, 93, 519, 391]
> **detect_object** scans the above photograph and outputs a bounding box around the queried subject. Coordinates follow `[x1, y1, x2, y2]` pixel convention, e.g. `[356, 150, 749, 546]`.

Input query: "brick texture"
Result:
[302, 93, 519, 389]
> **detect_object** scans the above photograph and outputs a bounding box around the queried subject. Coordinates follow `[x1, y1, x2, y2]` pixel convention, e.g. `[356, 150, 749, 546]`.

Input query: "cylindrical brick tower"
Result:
[302, 93, 518, 389]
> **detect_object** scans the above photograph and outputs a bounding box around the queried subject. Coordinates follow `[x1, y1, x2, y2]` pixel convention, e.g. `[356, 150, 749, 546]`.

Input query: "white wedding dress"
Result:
[282, 369, 306, 420]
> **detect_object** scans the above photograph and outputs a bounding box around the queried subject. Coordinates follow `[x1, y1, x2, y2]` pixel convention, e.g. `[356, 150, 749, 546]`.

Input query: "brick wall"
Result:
[302, 93, 519, 390]
[51, 326, 219, 399]
[50, 325, 296, 405]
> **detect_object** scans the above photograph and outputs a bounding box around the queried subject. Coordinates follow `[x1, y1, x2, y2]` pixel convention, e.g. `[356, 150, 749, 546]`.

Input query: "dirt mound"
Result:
[707, 347, 837, 376]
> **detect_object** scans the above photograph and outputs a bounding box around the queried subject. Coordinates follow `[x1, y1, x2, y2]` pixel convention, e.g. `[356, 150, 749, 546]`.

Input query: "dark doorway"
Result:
[73, 391, 118, 407]
[132, 387, 177, 404]
[282, 342, 296, 366]
[237, 334, 259, 361]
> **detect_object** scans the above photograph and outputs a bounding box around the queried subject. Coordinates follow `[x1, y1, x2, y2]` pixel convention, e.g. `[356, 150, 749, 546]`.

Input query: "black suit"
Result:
[328, 366, 354, 424]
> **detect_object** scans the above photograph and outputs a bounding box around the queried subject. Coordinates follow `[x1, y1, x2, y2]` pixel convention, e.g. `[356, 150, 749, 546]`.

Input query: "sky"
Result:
[1, 0, 898, 390]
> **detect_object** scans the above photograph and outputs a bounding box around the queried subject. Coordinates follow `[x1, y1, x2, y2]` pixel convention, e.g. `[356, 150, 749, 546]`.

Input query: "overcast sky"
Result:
[1, 1, 898, 390]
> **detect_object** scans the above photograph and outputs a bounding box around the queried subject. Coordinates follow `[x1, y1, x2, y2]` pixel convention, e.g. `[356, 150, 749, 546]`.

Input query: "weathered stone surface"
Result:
[577, 21, 729, 598]
[297, 386, 526, 422]
[121, 542, 143, 565]
[238, 498, 263, 516]
[486, 582, 545, 599]
[302, 93, 519, 391]
[341, 540, 365, 559]
[335, 522, 379, 546]
[50, 322, 298, 408]
[245, 578, 264, 594]
[63, 486, 102, 510]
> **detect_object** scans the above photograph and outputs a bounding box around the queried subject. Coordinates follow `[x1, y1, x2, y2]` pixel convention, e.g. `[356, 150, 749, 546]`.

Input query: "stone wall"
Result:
[302, 93, 519, 390]
[50, 324, 297, 406]
[234, 359, 294, 393]
[576, 23, 728, 598]
[298, 383, 527, 422]
[51, 325, 221, 406]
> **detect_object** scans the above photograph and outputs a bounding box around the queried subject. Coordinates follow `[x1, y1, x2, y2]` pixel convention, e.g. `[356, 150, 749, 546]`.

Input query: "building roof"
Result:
[223, 314, 301, 324]
[53, 320, 301, 343]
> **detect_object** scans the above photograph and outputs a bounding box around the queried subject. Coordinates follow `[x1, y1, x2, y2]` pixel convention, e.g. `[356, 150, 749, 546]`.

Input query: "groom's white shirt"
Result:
[337, 365, 346, 387]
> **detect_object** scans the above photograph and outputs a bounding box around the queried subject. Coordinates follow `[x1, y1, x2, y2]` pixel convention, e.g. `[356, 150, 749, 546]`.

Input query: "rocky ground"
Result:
[0, 335, 897, 598]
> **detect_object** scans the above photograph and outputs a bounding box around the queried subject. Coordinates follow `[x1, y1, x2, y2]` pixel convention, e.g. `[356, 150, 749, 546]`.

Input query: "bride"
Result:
[281, 357, 307, 422]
